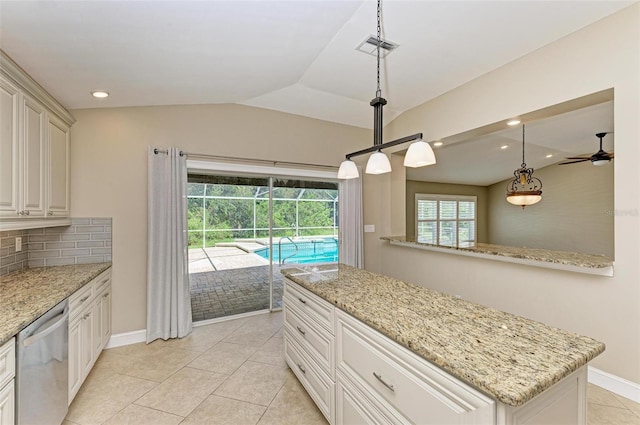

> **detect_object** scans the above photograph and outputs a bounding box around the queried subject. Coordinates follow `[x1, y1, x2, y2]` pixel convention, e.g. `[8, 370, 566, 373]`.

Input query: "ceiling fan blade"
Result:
[564, 156, 591, 160]
[608, 152, 614, 159]
[558, 159, 591, 165]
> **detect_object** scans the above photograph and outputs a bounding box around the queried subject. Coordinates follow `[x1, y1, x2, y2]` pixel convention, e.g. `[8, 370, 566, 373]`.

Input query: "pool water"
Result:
[255, 238, 339, 264]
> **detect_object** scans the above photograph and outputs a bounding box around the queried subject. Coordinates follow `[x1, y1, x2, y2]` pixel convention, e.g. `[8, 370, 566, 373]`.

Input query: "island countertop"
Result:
[281, 263, 605, 407]
[0, 263, 112, 345]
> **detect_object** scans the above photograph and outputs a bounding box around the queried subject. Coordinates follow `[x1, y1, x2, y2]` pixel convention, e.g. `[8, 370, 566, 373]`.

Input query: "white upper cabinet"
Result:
[47, 114, 70, 217]
[0, 50, 75, 230]
[0, 76, 20, 218]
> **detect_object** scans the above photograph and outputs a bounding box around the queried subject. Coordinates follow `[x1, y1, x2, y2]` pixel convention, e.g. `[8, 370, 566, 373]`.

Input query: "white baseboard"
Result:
[105, 329, 147, 348]
[105, 309, 277, 348]
[589, 366, 640, 403]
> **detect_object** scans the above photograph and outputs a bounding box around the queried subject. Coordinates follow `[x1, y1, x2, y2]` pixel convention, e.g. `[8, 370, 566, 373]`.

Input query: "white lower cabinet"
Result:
[285, 279, 587, 425]
[68, 268, 112, 404]
[336, 310, 495, 425]
[0, 338, 15, 425]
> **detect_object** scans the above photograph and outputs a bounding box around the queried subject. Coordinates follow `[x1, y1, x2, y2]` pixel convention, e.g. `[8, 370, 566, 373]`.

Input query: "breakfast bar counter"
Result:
[282, 263, 605, 408]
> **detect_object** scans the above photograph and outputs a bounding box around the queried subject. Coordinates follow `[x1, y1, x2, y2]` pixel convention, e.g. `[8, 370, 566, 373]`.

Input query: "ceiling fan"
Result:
[558, 132, 614, 166]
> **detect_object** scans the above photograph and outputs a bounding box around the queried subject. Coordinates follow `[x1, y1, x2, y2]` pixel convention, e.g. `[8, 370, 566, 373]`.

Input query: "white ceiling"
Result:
[0, 0, 633, 130]
[0, 1, 625, 186]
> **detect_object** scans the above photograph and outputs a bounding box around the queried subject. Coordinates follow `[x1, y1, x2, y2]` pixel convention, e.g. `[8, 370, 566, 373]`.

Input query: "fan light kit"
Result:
[506, 124, 542, 208]
[558, 132, 613, 166]
[338, 0, 436, 179]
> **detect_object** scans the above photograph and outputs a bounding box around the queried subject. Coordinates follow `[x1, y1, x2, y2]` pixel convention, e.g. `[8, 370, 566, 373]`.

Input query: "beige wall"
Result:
[406, 180, 489, 243]
[488, 161, 614, 258]
[366, 4, 639, 383]
[70, 103, 369, 334]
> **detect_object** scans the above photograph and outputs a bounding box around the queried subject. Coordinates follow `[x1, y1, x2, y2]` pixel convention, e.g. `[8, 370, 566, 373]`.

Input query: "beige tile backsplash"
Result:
[0, 218, 112, 275]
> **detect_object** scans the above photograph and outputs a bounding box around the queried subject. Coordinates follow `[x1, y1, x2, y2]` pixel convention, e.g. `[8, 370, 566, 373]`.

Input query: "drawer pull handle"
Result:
[298, 298, 307, 304]
[103, 293, 110, 298]
[373, 372, 395, 392]
[297, 363, 306, 374]
[79, 296, 90, 303]
[296, 326, 306, 335]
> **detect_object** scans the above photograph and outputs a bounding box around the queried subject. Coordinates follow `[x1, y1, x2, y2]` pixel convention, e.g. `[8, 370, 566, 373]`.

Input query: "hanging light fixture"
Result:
[506, 124, 542, 208]
[338, 0, 436, 179]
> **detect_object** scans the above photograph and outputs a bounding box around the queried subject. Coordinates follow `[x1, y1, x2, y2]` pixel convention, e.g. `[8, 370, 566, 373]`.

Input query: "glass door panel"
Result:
[186, 173, 338, 321]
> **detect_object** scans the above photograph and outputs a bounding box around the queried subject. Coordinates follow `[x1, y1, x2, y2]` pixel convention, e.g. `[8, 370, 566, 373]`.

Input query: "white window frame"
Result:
[415, 194, 477, 248]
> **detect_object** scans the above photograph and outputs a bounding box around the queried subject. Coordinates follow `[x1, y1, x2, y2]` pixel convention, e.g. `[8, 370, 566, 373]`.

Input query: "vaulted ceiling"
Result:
[0, 0, 631, 130]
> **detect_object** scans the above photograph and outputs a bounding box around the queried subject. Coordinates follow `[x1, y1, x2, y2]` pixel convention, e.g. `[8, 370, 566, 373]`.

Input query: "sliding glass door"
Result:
[186, 173, 338, 322]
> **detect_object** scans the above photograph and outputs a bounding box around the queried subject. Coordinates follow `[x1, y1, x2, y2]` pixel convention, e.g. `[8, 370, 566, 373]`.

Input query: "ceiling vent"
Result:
[356, 35, 399, 57]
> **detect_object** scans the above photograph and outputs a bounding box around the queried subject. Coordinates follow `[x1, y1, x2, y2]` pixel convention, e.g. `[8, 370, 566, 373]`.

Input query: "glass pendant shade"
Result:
[337, 159, 359, 179]
[506, 192, 542, 206]
[365, 151, 392, 174]
[404, 140, 436, 167]
[592, 159, 610, 166]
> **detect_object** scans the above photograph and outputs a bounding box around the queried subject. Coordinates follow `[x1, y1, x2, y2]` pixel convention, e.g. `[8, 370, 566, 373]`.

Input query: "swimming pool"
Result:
[255, 238, 339, 264]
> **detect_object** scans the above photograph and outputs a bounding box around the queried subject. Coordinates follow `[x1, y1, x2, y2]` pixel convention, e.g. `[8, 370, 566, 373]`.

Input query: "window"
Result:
[416, 194, 477, 248]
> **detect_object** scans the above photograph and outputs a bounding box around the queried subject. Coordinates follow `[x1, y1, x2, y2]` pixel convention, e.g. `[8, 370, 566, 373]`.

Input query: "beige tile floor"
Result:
[64, 311, 640, 425]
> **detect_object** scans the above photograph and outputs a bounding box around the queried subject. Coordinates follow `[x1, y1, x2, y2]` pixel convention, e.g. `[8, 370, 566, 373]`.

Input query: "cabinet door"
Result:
[46, 114, 70, 217]
[79, 310, 94, 380]
[92, 299, 102, 359]
[0, 380, 15, 425]
[0, 76, 20, 218]
[68, 319, 81, 404]
[22, 95, 46, 217]
[100, 288, 112, 349]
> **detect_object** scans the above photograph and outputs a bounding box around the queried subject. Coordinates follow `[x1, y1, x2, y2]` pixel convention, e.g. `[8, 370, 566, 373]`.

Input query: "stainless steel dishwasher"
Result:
[16, 299, 69, 425]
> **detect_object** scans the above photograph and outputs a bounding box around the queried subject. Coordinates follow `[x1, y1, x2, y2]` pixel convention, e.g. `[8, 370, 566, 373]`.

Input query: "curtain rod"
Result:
[153, 148, 338, 171]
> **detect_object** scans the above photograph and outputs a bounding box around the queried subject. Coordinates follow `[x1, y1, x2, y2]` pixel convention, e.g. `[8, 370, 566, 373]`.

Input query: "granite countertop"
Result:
[382, 236, 613, 270]
[0, 263, 112, 345]
[281, 264, 605, 407]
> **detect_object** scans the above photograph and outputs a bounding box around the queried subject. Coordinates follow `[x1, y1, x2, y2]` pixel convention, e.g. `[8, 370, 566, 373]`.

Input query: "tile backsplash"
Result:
[0, 229, 29, 276]
[0, 217, 112, 276]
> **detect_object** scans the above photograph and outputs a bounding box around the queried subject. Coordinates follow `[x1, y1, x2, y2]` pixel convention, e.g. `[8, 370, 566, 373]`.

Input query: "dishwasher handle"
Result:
[23, 309, 69, 348]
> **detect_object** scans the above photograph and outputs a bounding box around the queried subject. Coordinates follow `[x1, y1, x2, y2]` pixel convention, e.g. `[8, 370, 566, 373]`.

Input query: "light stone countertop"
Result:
[0, 263, 112, 345]
[382, 236, 613, 274]
[281, 263, 605, 407]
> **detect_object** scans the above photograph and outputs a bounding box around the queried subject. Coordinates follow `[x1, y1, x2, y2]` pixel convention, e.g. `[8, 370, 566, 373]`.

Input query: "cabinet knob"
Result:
[297, 363, 306, 374]
[47, 211, 54, 216]
[24, 210, 30, 215]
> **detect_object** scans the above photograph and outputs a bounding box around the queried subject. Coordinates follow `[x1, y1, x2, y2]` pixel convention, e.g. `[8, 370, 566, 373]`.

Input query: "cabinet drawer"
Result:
[69, 282, 93, 320]
[284, 280, 334, 334]
[337, 311, 494, 425]
[0, 338, 15, 390]
[284, 301, 334, 378]
[94, 268, 111, 296]
[285, 335, 334, 424]
[336, 371, 395, 425]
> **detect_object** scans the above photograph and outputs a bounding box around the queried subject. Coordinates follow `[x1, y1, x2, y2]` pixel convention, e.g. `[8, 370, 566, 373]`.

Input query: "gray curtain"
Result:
[338, 171, 364, 268]
[146, 147, 192, 342]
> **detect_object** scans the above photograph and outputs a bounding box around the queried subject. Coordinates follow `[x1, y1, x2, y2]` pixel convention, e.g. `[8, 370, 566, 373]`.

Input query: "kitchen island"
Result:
[282, 264, 605, 424]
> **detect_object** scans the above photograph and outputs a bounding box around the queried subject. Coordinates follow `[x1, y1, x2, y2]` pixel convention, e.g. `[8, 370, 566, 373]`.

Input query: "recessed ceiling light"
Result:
[433, 141, 443, 147]
[501, 145, 509, 150]
[91, 91, 109, 98]
[507, 119, 521, 126]
[546, 154, 553, 158]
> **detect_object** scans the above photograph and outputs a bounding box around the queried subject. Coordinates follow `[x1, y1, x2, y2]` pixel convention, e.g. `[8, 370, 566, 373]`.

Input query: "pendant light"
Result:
[338, 0, 436, 179]
[506, 124, 542, 208]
